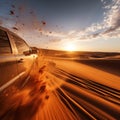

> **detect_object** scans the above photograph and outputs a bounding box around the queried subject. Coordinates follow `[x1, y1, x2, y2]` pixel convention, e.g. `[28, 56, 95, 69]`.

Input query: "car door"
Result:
[0, 28, 18, 92]
[10, 33, 34, 82]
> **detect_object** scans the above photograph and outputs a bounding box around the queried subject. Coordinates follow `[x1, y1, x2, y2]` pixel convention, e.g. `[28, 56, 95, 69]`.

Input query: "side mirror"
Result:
[23, 50, 31, 56]
[23, 49, 38, 55]
[31, 49, 38, 54]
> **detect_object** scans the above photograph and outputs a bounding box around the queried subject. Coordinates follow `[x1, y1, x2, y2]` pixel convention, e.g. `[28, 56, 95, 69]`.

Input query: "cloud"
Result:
[49, 39, 61, 43]
[80, 0, 120, 39]
[99, 0, 120, 39]
[40, 30, 66, 38]
[103, 0, 120, 29]
[0, 0, 119, 45]
[70, 0, 120, 41]
[38, 0, 120, 43]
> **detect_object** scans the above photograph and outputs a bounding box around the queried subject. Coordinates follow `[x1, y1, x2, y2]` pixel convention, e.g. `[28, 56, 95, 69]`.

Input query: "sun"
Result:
[64, 43, 76, 51]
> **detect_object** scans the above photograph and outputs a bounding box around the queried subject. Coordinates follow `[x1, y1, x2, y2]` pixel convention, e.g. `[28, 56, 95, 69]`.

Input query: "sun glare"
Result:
[64, 43, 76, 51]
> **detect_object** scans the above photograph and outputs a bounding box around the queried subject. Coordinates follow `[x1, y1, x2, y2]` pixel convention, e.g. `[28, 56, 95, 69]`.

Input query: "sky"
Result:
[0, 0, 120, 52]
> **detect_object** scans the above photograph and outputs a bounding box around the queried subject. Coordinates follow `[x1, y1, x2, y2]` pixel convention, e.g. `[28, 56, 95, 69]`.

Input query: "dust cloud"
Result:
[0, 51, 120, 120]
[0, 53, 51, 120]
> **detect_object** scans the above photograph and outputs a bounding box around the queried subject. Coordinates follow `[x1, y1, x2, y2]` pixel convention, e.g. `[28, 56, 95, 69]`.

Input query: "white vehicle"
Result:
[0, 26, 38, 92]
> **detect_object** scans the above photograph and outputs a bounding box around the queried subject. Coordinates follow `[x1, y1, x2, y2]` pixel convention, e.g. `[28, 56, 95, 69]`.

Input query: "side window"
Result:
[0, 29, 12, 54]
[12, 35, 30, 54]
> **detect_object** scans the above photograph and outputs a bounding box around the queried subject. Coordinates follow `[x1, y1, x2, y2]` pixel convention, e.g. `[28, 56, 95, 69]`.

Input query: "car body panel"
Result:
[0, 28, 19, 91]
[9, 32, 35, 81]
[0, 26, 38, 92]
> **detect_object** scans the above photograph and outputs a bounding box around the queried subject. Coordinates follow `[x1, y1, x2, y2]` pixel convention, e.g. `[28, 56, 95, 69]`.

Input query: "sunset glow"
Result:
[64, 43, 77, 51]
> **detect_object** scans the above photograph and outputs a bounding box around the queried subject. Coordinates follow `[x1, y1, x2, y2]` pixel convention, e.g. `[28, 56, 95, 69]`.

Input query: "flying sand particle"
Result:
[10, 10, 15, 15]
[12, 27, 19, 30]
[41, 21, 46, 25]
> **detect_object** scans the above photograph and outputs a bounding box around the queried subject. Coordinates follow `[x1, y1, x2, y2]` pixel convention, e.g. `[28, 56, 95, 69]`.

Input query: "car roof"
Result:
[0, 26, 10, 31]
[0, 26, 25, 41]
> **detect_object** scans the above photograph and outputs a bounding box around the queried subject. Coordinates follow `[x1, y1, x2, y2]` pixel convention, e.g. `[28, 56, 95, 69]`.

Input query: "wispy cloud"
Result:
[0, 0, 119, 44]
[42, 0, 120, 43]
[103, 0, 120, 30]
